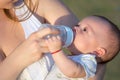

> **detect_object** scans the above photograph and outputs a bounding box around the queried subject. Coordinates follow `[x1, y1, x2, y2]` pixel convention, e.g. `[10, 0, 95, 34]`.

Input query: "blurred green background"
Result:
[62, 0, 120, 80]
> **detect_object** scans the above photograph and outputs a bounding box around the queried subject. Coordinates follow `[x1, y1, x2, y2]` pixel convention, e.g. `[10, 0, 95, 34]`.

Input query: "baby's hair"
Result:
[92, 15, 120, 64]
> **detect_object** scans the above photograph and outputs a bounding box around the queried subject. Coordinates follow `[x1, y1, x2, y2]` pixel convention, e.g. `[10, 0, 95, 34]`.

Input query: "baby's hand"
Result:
[45, 36, 62, 53]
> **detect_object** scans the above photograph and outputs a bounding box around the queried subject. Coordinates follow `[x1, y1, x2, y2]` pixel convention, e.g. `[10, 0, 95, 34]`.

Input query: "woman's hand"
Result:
[11, 26, 60, 67]
[0, 30, 50, 80]
[9, 31, 45, 68]
[0, 26, 60, 80]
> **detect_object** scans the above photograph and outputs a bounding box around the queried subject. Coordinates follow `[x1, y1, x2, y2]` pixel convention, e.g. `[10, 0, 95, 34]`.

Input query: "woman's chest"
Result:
[0, 22, 25, 56]
[0, 14, 44, 56]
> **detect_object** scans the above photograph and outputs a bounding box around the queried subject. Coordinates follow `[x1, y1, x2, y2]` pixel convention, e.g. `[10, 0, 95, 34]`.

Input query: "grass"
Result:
[62, 0, 120, 28]
[62, 0, 120, 80]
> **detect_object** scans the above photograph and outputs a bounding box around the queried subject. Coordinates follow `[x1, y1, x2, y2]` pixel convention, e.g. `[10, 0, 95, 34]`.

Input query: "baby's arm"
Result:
[45, 36, 86, 78]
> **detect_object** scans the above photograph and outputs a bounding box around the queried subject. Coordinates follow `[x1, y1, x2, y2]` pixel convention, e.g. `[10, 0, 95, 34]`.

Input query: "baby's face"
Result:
[72, 16, 109, 54]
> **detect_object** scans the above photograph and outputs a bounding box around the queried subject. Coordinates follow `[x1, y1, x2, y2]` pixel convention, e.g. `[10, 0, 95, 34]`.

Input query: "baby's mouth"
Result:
[72, 27, 76, 32]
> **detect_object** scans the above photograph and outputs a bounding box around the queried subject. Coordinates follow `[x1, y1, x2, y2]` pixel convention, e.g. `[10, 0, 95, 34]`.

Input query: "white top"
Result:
[15, 2, 97, 80]
[15, 2, 54, 80]
[15, 2, 41, 38]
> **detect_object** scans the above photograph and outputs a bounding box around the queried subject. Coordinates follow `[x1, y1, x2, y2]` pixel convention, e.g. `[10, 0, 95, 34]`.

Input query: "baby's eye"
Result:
[75, 24, 80, 27]
[83, 28, 87, 32]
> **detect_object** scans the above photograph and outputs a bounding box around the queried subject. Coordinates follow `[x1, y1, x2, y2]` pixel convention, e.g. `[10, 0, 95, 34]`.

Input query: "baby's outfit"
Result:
[15, 2, 97, 80]
[45, 54, 97, 80]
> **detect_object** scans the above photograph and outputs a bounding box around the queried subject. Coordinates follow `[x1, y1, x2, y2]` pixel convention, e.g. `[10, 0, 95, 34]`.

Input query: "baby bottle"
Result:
[39, 24, 74, 47]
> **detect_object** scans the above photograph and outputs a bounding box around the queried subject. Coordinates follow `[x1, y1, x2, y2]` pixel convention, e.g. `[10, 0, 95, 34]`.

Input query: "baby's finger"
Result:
[56, 35, 61, 40]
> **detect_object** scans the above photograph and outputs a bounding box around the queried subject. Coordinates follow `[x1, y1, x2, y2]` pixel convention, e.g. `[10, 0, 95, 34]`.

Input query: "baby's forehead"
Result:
[78, 17, 96, 25]
[80, 16, 111, 28]
[80, 16, 104, 23]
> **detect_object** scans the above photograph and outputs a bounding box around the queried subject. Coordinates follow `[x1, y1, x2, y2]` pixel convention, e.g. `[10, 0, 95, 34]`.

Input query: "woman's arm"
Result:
[89, 64, 106, 80]
[36, 0, 79, 27]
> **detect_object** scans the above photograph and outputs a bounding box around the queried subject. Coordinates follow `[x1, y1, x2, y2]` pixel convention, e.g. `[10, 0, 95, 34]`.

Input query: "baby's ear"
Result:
[94, 47, 106, 57]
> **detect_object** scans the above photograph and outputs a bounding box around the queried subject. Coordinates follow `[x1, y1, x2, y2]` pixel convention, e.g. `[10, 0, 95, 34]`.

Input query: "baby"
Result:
[18, 15, 120, 80]
[43, 15, 120, 80]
